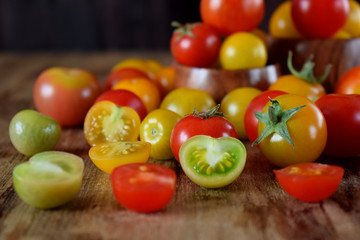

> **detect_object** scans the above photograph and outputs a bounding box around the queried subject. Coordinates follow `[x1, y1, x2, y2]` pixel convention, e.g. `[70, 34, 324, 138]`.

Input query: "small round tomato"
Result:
[84, 101, 141, 146]
[111, 163, 176, 213]
[95, 89, 147, 120]
[9, 110, 61, 156]
[171, 105, 238, 162]
[342, 0, 360, 37]
[220, 87, 262, 140]
[33, 67, 102, 127]
[112, 77, 161, 113]
[254, 94, 327, 167]
[334, 65, 360, 94]
[104, 67, 149, 91]
[160, 88, 216, 117]
[274, 163, 344, 202]
[112, 58, 163, 79]
[153, 66, 176, 97]
[220, 32, 267, 70]
[179, 135, 247, 188]
[89, 141, 151, 174]
[13, 151, 84, 209]
[200, 0, 265, 36]
[140, 109, 181, 160]
[170, 22, 221, 68]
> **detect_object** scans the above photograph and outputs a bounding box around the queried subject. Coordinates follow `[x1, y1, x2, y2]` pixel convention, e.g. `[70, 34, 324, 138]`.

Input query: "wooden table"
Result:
[0, 52, 359, 240]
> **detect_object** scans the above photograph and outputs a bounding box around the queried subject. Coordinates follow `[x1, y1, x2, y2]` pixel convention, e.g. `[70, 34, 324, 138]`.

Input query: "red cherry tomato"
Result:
[111, 163, 176, 213]
[291, 0, 350, 38]
[95, 89, 147, 120]
[104, 67, 148, 91]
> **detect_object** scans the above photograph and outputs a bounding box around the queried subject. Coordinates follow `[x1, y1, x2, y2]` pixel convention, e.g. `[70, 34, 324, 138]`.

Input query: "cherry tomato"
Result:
[220, 32, 267, 70]
[315, 94, 360, 157]
[244, 90, 287, 143]
[220, 87, 262, 140]
[334, 65, 360, 94]
[291, 0, 350, 38]
[170, 22, 221, 68]
[140, 109, 182, 160]
[200, 0, 265, 36]
[160, 88, 216, 117]
[111, 163, 176, 213]
[104, 67, 148, 91]
[89, 141, 151, 174]
[179, 135, 246, 188]
[33, 67, 102, 127]
[274, 163, 344, 202]
[84, 101, 141, 146]
[112, 58, 163, 79]
[13, 151, 84, 209]
[342, 0, 360, 37]
[95, 89, 147, 120]
[254, 94, 327, 167]
[112, 77, 161, 113]
[170, 105, 238, 162]
[153, 66, 176, 97]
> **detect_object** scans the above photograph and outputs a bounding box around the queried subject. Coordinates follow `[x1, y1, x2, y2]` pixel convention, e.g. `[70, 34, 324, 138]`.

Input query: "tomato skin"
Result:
[274, 163, 344, 202]
[315, 94, 360, 157]
[334, 66, 360, 94]
[291, 0, 350, 38]
[170, 22, 221, 68]
[33, 67, 102, 127]
[244, 90, 287, 143]
[104, 67, 148, 91]
[111, 163, 176, 213]
[200, 0, 265, 36]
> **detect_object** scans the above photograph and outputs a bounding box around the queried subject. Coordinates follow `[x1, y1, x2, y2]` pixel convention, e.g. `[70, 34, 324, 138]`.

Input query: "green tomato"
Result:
[13, 151, 84, 209]
[9, 109, 61, 156]
[179, 135, 247, 188]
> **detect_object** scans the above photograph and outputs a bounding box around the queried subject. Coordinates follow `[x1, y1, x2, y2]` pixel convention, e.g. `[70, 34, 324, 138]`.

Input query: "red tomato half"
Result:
[111, 163, 176, 213]
[274, 163, 344, 202]
[104, 67, 148, 91]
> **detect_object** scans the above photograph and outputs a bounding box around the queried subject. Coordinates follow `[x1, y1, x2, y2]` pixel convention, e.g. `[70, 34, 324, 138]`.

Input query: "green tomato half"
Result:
[13, 151, 84, 209]
[179, 135, 247, 188]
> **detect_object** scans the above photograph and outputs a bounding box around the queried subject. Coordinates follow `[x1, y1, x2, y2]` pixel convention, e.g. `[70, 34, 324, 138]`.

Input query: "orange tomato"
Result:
[153, 67, 176, 97]
[335, 65, 360, 94]
[112, 58, 163, 79]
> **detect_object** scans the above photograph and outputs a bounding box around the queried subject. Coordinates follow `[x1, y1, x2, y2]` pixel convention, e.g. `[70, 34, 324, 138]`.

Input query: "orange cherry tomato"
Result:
[112, 58, 163, 79]
[153, 67, 176, 97]
[104, 67, 148, 91]
[334, 65, 360, 94]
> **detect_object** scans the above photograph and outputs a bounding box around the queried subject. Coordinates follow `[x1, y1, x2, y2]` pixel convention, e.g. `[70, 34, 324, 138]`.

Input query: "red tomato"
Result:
[104, 67, 148, 91]
[291, 0, 350, 38]
[200, 0, 265, 36]
[244, 90, 287, 143]
[170, 22, 221, 68]
[170, 105, 238, 162]
[33, 67, 102, 127]
[334, 65, 360, 94]
[111, 163, 176, 213]
[315, 94, 360, 157]
[95, 89, 147, 120]
[274, 163, 344, 202]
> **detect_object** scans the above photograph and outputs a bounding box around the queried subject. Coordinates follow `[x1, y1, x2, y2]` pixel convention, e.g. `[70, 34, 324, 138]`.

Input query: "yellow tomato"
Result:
[112, 58, 163, 79]
[343, 0, 360, 37]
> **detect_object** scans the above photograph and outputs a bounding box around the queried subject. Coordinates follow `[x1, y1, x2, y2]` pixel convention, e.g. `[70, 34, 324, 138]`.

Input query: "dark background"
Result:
[0, 0, 357, 51]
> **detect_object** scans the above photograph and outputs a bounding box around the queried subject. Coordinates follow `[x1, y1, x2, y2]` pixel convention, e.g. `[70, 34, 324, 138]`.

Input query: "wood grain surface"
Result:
[0, 52, 360, 240]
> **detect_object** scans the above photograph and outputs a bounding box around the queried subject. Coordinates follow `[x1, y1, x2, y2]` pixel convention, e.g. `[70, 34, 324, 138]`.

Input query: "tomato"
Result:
[291, 0, 350, 38]
[13, 151, 84, 209]
[160, 88, 216, 117]
[9, 110, 61, 156]
[220, 32, 267, 70]
[179, 135, 246, 188]
[274, 163, 344, 202]
[33, 67, 102, 127]
[244, 90, 287, 143]
[254, 94, 327, 167]
[112, 77, 161, 113]
[153, 66, 176, 97]
[171, 105, 238, 162]
[84, 101, 141, 146]
[104, 67, 148, 91]
[112, 58, 163, 79]
[95, 89, 147, 120]
[342, 0, 360, 37]
[200, 0, 265, 36]
[315, 94, 360, 157]
[140, 109, 181, 160]
[269, 1, 302, 38]
[89, 141, 151, 174]
[111, 163, 176, 213]
[170, 22, 221, 68]
[334, 65, 360, 94]
[220, 87, 262, 140]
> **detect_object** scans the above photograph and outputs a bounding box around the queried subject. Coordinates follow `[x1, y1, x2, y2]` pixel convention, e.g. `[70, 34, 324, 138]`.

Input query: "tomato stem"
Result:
[192, 104, 224, 119]
[171, 21, 197, 42]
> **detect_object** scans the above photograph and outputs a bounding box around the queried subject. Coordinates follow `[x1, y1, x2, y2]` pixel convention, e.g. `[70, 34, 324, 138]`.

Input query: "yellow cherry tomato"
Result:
[112, 58, 163, 79]
[343, 0, 360, 37]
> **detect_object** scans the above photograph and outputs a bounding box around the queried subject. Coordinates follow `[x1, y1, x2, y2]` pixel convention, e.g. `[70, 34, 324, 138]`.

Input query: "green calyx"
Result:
[171, 21, 198, 42]
[287, 51, 331, 84]
[252, 98, 306, 147]
[192, 104, 224, 119]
